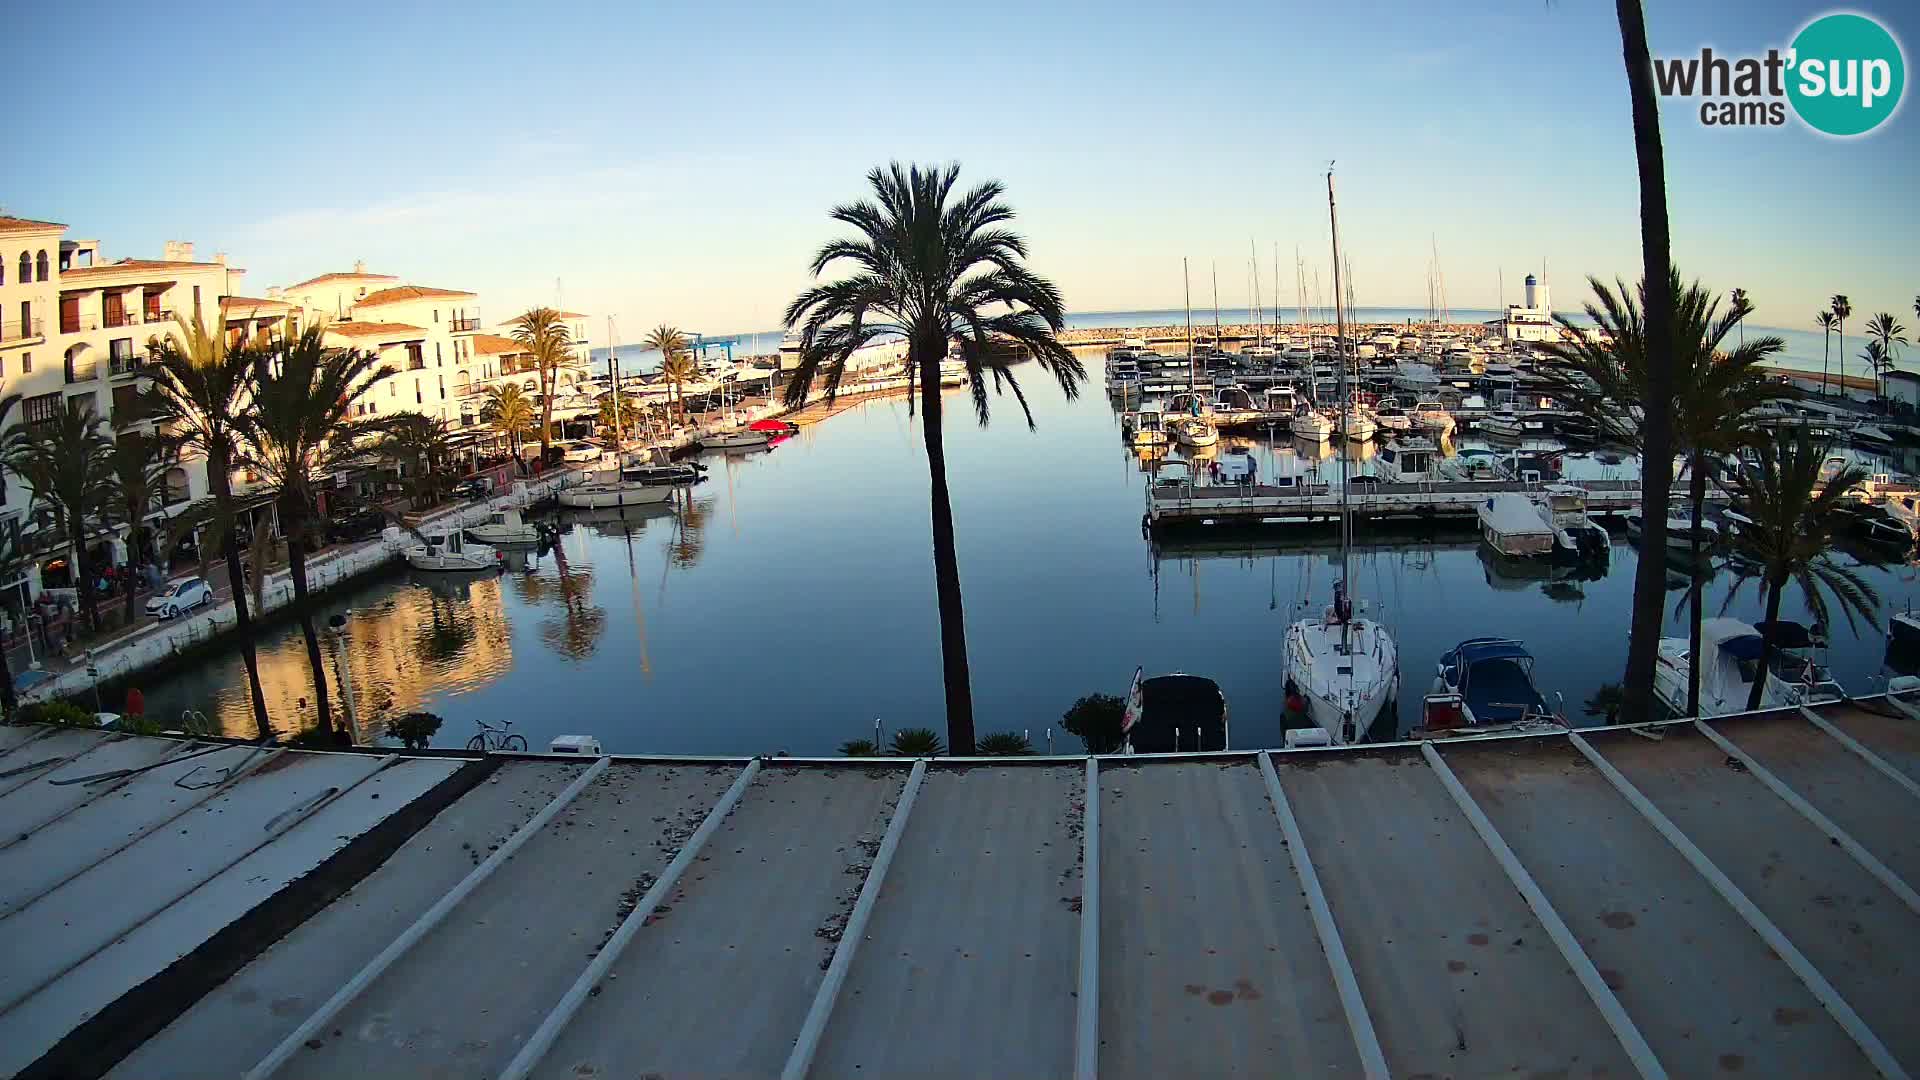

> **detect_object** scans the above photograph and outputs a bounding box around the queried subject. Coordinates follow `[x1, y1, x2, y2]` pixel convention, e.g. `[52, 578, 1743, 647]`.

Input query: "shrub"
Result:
[386, 711, 444, 750]
[1063, 693, 1126, 754]
[838, 738, 880, 757]
[286, 726, 338, 750]
[976, 732, 1034, 756]
[888, 727, 945, 757]
[18, 700, 99, 728]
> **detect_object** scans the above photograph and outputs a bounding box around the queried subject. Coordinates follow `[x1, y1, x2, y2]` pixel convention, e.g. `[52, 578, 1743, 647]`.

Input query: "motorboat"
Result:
[1377, 433, 1440, 483]
[1441, 447, 1502, 482]
[1478, 406, 1525, 440]
[1293, 407, 1333, 443]
[1625, 502, 1720, 549]
[1130, 402, 1170, 448]
[1338, 403, 1378, 443]
[1411, 400, 1456, 437]
[558, 481, 676, 510]
[1371, 404, 1414, 433]
[401, 528, 499, 572]
[1478, 493, 1556, 557]
[1120, 668, 1230, 753]
[622, 462, 706, 485]
[1832, 500, 1913, 550]
[464, 506, 551, 547]
[700, 428, 771, 449]
[1206, 447, 1258, 485]
[1535, 483, 1610, 563]
[1151, 460, 1194, 488]
[1170, 414, 1219, 448]
[1417, 638, 1566, 738]
[1654, 618, 1842, 717]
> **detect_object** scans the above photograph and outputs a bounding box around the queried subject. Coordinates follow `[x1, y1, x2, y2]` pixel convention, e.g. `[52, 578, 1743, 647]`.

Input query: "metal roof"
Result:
[6, 695, 1920, 1078]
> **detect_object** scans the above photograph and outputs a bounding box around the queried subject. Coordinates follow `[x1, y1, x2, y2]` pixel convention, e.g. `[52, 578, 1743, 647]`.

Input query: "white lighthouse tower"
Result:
[1500, 271, 1557, 342]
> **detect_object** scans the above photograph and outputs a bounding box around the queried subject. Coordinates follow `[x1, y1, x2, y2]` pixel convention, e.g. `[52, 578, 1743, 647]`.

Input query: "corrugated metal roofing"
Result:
[7, 694, 1920, 1079]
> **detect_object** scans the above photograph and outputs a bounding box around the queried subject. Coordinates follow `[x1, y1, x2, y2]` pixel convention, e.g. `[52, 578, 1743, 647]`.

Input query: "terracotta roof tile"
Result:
[324, 321, 426, 340]
[0, 216, 64, 234]
[60, 258, 227, 280]
[355, 285, 478, 307]
[222, 295, 292, 315]
[283, 270, 400, 291]
[472, 333, 527, 355]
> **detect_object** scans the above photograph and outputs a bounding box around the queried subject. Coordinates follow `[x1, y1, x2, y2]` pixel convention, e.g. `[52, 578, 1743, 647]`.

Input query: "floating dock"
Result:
[1146, 478, 1691, 533]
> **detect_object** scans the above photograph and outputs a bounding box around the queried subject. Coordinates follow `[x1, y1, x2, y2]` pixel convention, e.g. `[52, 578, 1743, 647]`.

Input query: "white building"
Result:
[1497, 274, 1561, 344]
[0, 216, 239, 617]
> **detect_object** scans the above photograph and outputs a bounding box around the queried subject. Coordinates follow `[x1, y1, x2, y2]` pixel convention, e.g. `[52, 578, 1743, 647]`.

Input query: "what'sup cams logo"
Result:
[1655, 11, 1906, 136]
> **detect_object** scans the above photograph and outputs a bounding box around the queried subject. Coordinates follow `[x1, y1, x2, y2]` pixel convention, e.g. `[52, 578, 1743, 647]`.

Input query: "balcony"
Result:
[109, 355, 143, 378]
[449, 316, 481, 333]
[66, 359, 100, 384]
[0, 317, 43, 343]
[104, 311, 136, 328]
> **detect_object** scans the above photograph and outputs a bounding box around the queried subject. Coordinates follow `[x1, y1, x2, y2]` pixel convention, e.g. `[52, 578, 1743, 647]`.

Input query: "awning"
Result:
[748, 419, 795, 432]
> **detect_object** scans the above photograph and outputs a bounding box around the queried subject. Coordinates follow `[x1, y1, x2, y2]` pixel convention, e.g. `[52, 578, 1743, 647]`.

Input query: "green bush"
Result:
[16, 700, 99, 728]
[286, 726, 338, 750]
[1063, 693, 1126, 754]
[976, 732, 1034, 756]
[888, 727, 945, 757]
[386, 711, 444, 750]
[838, 738, 880, 757]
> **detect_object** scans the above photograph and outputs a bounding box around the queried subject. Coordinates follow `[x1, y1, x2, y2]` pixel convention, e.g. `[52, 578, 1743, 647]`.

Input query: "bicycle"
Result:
[467, 717, 528, 753]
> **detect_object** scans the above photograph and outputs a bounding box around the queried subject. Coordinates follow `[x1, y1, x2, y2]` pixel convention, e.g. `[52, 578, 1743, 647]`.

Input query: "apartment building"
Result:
[0, 216, 233, 613]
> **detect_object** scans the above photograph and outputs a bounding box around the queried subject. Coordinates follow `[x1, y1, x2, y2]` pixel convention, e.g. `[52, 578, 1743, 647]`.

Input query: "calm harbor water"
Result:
[143, 353, 1920, 754]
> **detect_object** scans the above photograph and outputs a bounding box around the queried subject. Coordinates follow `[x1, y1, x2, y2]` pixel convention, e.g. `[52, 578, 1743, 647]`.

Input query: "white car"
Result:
[147, 576, 214, 619]
[561, 442, 604, 464]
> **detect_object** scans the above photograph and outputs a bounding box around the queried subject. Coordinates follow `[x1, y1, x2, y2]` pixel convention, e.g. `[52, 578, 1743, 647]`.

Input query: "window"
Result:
[112, 383, 141, 417]
[36, 250, 49, 282]
[192, 286, 201, 316]
[16, 253, 28, 283]
[433, 309, 439, 323]
[435, 342, 442, 366]
[405, 342, 423, 370]
[415, 379, 422, 404]
[20, 352, 29, 373]
[22, 392, 59, 427]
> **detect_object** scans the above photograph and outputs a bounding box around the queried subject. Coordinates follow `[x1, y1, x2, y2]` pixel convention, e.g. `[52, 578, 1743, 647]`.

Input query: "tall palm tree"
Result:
[4, 404, 115, 635]
[508, 308, 574, 463]
[1830, 295, 1852, 395]
[1816, 310, 1839, 395]
[1608, 0, 1681, 724]
[1722, 429, 1878, 710]
[644, 325, 692, 423]
[479, 383, 536, 469]
[375, 412, 456, 509]
[1729, 287, 1750, 347]
[104, 426, 179, 625]
[783, 162, 1086, 754]
[144, 320, 271, 736]
[659, 350, 699, 424]
[237, 325, 394, 737]
[1866, 312, 1908, 401]
[596, 393, 640, 435]
[1539, 268, 1788, 715]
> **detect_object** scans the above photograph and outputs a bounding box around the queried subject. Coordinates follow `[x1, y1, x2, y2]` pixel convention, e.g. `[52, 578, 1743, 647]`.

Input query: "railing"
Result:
[449, 316, 481, 333]
[109, 355, 143, 378]
[61, 314, 98, 333]
[0, 317, 43, 342]
[104, 311, 136, 328]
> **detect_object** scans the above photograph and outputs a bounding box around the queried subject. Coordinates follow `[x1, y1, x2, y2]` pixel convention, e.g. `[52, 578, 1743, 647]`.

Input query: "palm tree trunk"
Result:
[916, 341, 975, 756]
[70, 521, 99, 635]
[1686, 455, 1708, 716]
[211, 451, 271, 739]
[123, 524, 140, 626]
[1616, 0, 1679, 724]
[1745, 574, 1786, 711]
[1822, 330, 1830, 396]
[281, 492, 332, 736]
[0, 623, 15, 718]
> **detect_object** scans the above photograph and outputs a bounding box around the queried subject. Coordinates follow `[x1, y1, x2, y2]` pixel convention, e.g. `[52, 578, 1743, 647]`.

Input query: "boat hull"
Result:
[558, 483, 676, 510]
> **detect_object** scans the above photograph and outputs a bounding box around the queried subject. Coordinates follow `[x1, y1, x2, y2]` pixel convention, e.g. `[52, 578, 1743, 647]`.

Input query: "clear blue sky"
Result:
[12, 0, 1917, 339]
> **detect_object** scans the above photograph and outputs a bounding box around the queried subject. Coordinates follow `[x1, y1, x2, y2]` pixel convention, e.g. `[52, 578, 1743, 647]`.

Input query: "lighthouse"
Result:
[1523, 273, 1550, 313]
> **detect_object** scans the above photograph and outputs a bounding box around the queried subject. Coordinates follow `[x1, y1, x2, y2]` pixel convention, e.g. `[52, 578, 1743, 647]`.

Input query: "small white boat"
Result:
[1171, 414, 1219, 448]
[558, 481, 676, 510]
[1478, 407, 1524, 440]
[465, 506, 546, 546]
[1378, 433, 1440, 482]
[1417, 638, 1565, 739]
[1535, 484, 1610, 563]
[1129, 402, 1169, 448]
[1411, 400, 1456, 437]
[1282, 585, 1398, 746]
[1339, 404, 1378, 442]
[1625, 503, 1720, 549]
[1478, 493, 1556, 557]
[404, 529, 498, 572]
[1371, 404, 1414, 432]
[1293, 408, 1333, 443]
[701, 429, 771, 449]
[1654, 618, 1842, 717]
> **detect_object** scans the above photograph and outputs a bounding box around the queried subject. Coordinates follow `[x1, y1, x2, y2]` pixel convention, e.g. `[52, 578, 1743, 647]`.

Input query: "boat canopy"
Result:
[1440, 637, 1547, 724]
[747, 419, 793, 432]
[1481, 494, 1553, 536]
[1129, 674, 1227, 753]
[1753, 619, 1817, 649]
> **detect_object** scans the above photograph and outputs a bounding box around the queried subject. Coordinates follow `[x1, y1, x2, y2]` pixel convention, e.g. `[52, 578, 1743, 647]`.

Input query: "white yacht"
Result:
[1411, 400, 1456, 437]
[1478, 493, 1556, 557]
[1281, 169, 1398, 748]
[464, 506, 548, 547]
[1654, 618, 1842, 717]
[1337, 403, 1378, 442]
[701, 428, 771, 450]
[1293, 408, 1333, 443]
[1377, 433, 1440, 482]
[1130, 402, 1169, 448]
[1171, 414, 1219, 448]
[1478, 406, 1524, 440]
[1535, 484, 1610, 563]
[559, 480, 676, 510]
[403, 529, 498, 572]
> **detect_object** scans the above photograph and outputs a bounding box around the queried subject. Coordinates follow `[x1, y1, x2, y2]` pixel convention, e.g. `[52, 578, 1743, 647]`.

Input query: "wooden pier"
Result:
[1145, 478, 1692, 533]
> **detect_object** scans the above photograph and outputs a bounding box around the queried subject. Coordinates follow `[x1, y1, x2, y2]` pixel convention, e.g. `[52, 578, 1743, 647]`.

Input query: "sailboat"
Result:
[1281, 169, 1400, 747]
[1168, 260, 1220, 449]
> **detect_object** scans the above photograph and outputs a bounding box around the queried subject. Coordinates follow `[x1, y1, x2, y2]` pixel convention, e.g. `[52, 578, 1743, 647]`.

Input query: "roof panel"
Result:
[1276, 749, 1635, 1078]
[111, 759, 585, 1080]
[810, 765, 1081, 1077]
[1444, 737, 1868, 1076]
[274, 762, 738, 1080]
[1819, 701, 1920, 788]
[531, 763, 910, 1078]
[0, 734, 188, 839]
[1099, 760, 1359, 1077]
[1591, 725, 1920, 1071]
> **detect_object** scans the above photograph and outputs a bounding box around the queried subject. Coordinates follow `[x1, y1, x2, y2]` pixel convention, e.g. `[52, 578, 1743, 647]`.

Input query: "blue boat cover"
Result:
[1717, 633, 1768, 661]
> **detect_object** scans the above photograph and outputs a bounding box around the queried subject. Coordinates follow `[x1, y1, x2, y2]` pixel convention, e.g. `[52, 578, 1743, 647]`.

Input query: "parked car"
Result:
[559, 441, 604, 464]
[147, 576, 214, 619]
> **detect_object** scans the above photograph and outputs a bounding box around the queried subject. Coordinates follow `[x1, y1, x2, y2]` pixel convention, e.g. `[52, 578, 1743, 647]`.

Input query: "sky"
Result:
[11, 0, 1918, 342]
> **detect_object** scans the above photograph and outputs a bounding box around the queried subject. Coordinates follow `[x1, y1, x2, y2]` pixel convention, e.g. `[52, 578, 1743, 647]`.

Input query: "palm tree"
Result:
[4, 404, 116, 637]
[659, 351, 699, 424]
[1723, 429, 1878, 710]
[375, 412, 456, 509]
[1539, 267, 1786, 716]
[784, 162, 1087, 754]
[1729, 287, 1751, 347]
[479, 383, 536, 469]
[237, 325, 394, 737]
[508, 308, 574, 462]
[1861, 341, 1891, 404]
[1816, 310, 1839, 395]
[644, 325, 692, 423]
[596, 392, 640, 437]
[1866, 312, 1908, 401]
[104, 426, 179, 625]
[1607, 0, 1682, 724]
[144, 320, 272, 736]
[1831, 295, 1852, 394]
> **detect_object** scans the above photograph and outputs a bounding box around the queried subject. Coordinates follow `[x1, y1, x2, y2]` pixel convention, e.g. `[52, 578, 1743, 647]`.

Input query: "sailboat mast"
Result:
[1184, 259, 1194, 392]
[609, 315, 624, 445]
[1211, 261, 1221, 346]
[1327, 168, 1351, 651]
